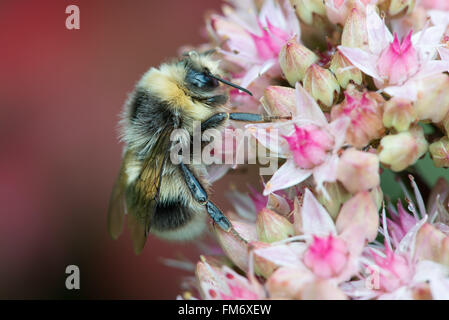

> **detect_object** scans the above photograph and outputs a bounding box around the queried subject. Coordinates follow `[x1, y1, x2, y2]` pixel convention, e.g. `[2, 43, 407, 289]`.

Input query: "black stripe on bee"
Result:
[152, 200, 193, 231]
[129, 89, 173, 123]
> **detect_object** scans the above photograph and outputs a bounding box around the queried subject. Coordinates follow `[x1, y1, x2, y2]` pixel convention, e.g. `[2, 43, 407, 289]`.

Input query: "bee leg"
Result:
[201, 112, 292, 131]
[201, 112, 229, 131]
[228, 112, 292, 123]
[179, 162, 232, 232]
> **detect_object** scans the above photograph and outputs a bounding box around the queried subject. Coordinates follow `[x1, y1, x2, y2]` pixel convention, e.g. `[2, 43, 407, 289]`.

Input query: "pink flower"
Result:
[304, 234, 349, 278]
[330, 86, 385, 148]
[376, 31, 418, 85]
[344, 213, 449, 299]
[248, 83, 349, 196]
[338, 5, 449, 100]
[282, 124, 334, 169]
[254, 189, 369, 283]
[388, 200, 419, 245]
[209, 0, 300, 88]
[370, 246, 414, 292]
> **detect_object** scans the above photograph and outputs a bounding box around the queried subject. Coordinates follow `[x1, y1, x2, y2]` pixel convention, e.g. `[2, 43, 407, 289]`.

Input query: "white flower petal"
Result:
[328, 116, 350, 149]
[439, 47, 449, 61]
[338, 46, 382, 81]
[254, 243, 306, 268]
[383, 81, 418, 101]
[429, 10, 449, 28]
[313, 154, 339, 197]
[263, 159, 311, 195]
[301, 188, 337, 236]
[366, 4, 393, 55]
[414, 60, 449, 79]
[295, 83, 327, 126]
[413, 25, 446, 60]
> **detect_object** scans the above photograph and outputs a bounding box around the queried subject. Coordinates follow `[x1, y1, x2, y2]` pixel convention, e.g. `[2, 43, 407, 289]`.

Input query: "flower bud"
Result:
[415, 223, 446, 263]
[262, 86, 296, 117]
[379, 0, 415, 17]
[251, 241, 278, 278]
[279, 38, 319, 86]
[383, 97, 416, 132]
[267, 193, 292, 216]
[429, 136, 449, 168]
[214, 218, 257, 271]
[304, 64, 340, 109]
[256, 208, 294, 243]
[341, 7, 368, 49]
[195, 256, 228, 299]
[299, 280, 348, 300]
[266, 267, 314, 299]
[415, 74, 449, 123]
[443, 112, 449, 136]
[378, 125, 428, 172]
[330, 86, 384, 148]
[290, 0, 326, 25]
[336, 191, 379, 242]
[370, 185, 384, 211]
[337, 148, 380, 194]
[315, 182, 351, 219]
[329, 51, 362, 89]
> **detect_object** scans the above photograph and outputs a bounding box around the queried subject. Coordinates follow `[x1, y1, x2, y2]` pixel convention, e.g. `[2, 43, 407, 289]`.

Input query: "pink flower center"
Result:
[377, 31, 419, 85]
[371, 247, 414, 292]
[251, 19, 291, 60]
[283, 124, 334, 169]
[303, 235, 349, 278]
[341, 92, 377, 126]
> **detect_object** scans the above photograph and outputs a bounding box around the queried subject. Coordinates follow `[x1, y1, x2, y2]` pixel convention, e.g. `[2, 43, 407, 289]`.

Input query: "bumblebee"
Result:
[108, 51, 287, 253]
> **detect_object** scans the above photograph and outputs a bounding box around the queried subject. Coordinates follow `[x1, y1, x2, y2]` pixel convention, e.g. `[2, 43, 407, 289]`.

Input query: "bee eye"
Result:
[187, 70, 219, 90]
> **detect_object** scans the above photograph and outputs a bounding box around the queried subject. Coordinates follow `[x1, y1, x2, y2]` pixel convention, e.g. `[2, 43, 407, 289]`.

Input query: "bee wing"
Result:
[128, 124, 174, 254]
[107, 168, 127, 240]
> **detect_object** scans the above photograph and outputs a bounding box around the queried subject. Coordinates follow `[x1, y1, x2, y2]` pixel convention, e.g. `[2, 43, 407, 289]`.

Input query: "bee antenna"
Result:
[208, 74, 253, 96]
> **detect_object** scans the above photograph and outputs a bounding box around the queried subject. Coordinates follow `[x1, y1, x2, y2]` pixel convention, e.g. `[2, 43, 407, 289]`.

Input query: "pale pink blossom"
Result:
[209, 0, 300, 89]
[247, 83, 349, 196]
[339, 5, 449, 100]
[343, 212, 449, 300]
[253, 189, 368, 283]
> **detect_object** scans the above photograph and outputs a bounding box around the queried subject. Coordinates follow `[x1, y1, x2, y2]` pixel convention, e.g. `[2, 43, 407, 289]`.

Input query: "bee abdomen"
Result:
[152, 200, 192, 231]
[151, 199, 206, 241]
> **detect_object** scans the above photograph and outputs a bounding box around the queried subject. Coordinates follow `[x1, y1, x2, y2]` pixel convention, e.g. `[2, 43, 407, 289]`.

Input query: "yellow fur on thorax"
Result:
[139, 64, 215, 123]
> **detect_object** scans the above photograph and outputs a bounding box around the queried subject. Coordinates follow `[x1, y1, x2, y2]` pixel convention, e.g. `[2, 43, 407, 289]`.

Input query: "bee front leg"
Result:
[201, 112, 292, 131]
[179, 162, 232, 232]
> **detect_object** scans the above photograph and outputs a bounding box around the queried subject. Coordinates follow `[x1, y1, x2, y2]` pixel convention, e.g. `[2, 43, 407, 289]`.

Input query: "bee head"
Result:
[182, 51, 252, 97]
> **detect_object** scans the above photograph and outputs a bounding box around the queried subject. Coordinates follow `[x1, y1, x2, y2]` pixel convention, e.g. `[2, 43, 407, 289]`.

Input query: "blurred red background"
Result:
[0, 0, 250, 299]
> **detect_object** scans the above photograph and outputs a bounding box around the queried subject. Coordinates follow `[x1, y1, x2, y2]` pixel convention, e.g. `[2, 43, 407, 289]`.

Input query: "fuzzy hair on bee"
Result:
[108, 50, 284, 254]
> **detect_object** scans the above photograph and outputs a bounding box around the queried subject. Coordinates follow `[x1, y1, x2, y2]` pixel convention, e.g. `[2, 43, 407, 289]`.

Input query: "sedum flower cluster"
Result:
[176, 0, 449, 300]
